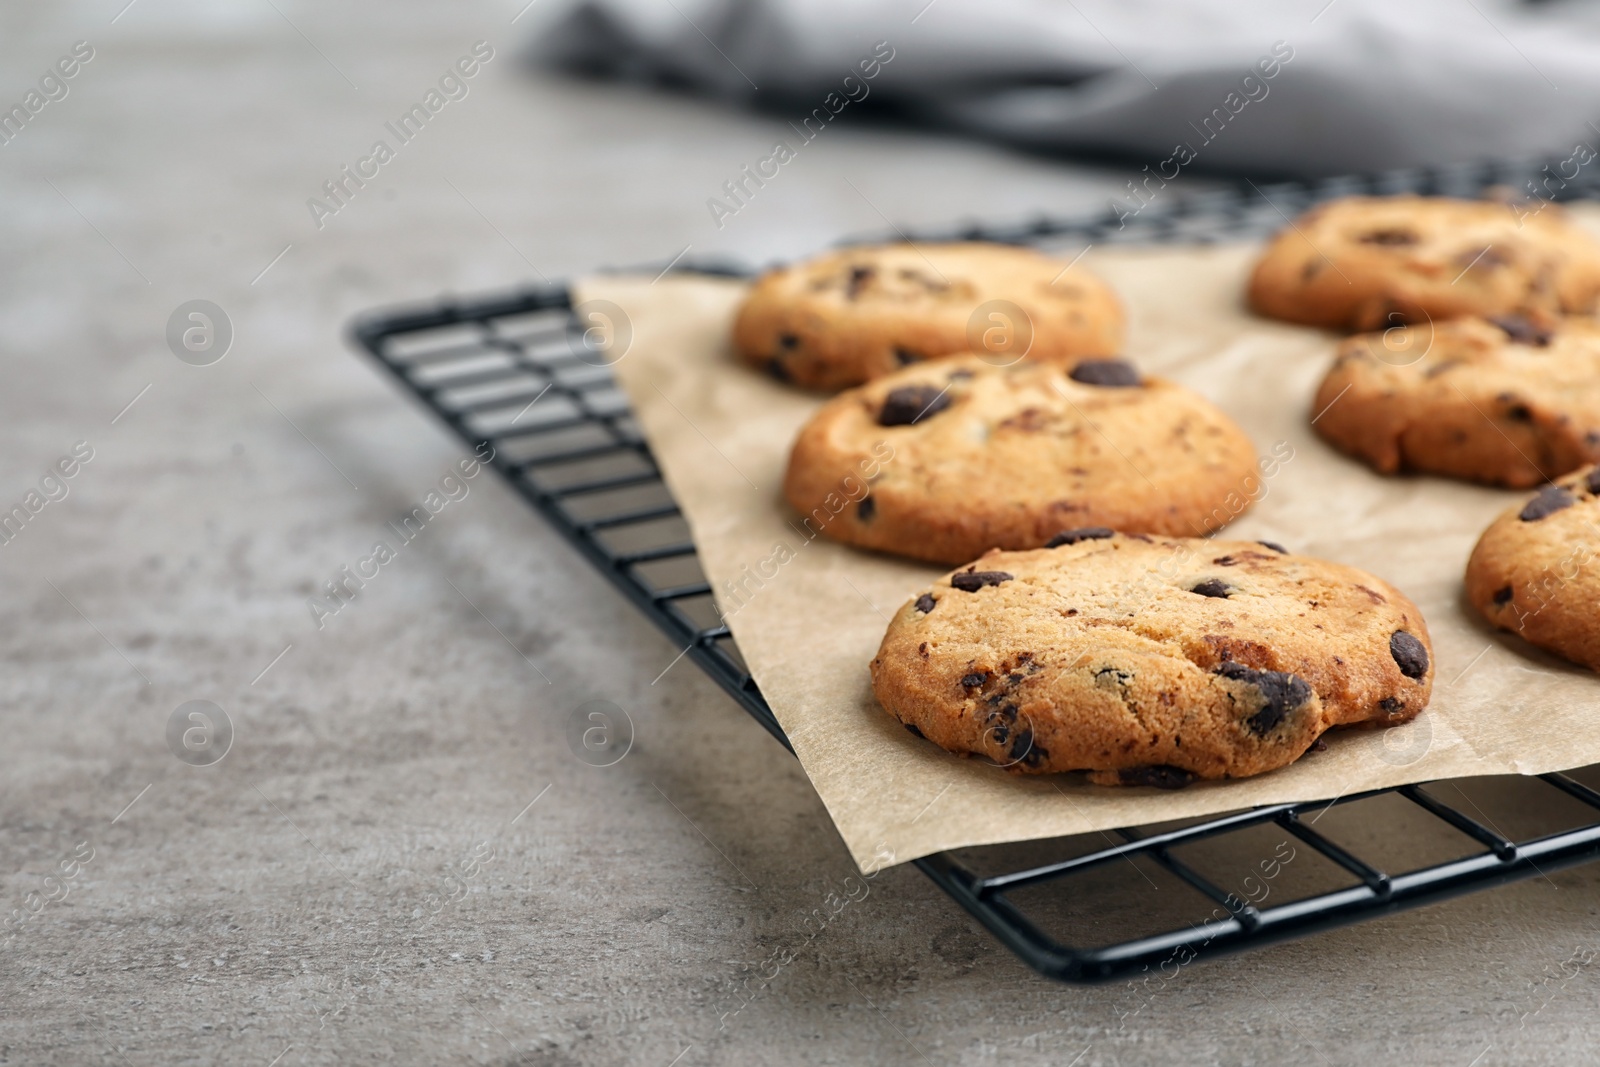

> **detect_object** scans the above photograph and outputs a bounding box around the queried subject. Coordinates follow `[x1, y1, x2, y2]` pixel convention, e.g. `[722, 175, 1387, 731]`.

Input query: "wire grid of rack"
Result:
[350, 158, 1600, 982]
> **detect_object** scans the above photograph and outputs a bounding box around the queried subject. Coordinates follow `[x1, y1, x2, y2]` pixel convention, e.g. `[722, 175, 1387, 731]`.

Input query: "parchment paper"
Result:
[577, 237, 1600, 873]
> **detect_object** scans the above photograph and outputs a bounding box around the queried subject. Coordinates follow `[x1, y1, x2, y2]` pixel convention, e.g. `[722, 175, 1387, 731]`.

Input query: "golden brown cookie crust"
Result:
[870, 535, 1435, 784]
[1465, 465, 1600, 671]
[1312, 315, 1600, 487]
[733, 242, 1123, 391]
[1248, 196, 1600, 332]
[783, 356, 1263, 565]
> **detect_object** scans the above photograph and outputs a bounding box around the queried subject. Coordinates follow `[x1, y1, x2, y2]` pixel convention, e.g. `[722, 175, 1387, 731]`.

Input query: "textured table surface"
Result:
[3, 2, 1599, 1065]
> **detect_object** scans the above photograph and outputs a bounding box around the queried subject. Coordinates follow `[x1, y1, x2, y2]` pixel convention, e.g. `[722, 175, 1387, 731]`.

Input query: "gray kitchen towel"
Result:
[533, 0, 1600, 177]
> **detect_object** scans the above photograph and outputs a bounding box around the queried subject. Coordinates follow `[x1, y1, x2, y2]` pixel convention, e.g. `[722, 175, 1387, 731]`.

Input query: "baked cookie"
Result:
[733, 242, 1123, 391]
[1465, 466, 1600, 670]
[784, 356, 1260, 565]
[1248, 196, 1600, 331]
[870, 534, 1435, 784]
[1312, 315, 1600, 487]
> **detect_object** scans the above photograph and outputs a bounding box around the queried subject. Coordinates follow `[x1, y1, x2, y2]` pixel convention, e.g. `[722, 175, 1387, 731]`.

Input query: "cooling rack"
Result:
[350, 157, 1600, 982]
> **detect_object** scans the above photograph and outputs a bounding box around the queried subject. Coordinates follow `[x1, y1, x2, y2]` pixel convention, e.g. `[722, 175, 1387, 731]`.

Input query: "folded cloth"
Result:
[533, 0, 1600, 178]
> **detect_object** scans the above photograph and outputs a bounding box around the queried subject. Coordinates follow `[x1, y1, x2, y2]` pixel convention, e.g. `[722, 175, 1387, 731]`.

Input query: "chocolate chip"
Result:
[1488, 313, 1553, 347]
[1309, 736, 1328, 752]
[1390, 631, 1429, 680]
[893, 347, 918, 366]
[1359, 228, 1419, 246]
[960, 672, 987, 689]
[1094, 666, 1133, 687]
[1119, 765, 1196, 789]
[988, 717, 1012, 747]
[985, 697, 1018, 718]
[903, 722, 925, 738]
[1493, 585, 1514, 605]
[778, 332, 800, 350]
[1046, 526, 1114, 548]
[1380, 696, 1404, 716]
[845, 265, 875, 299]
[1068, 359, 1142, 388]
[1586, 468, 1600, 495]
[1258, 540, 1289, 554]
[1520, 485, 1576, 521]
[1506, 403, 1533, 422]
[1007, 726, 1036, 763]
[857, 495, 875, 522]
[878, 384, 951, 426]
[765, 357, 790, 382]
[914, 593, 936, 614]
[1216, 662, 1312, 733]
[951, 570, 1013, 592]
[1191, 579, 1231, 599]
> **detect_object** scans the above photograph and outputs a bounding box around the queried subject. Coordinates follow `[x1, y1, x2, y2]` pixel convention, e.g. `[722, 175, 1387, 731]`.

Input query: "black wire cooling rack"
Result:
[350, 158, 1600, 983]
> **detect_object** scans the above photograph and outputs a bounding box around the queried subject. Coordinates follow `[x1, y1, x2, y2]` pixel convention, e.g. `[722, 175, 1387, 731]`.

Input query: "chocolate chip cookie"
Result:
[1248, 196, 1600, 331]
[784, 356, 1261, 564]
[870, 534, 1435, 784]
[1312, 315, 1600, 487]
[733, 242, 1124, 391]
[1465, 465, 1600, 670]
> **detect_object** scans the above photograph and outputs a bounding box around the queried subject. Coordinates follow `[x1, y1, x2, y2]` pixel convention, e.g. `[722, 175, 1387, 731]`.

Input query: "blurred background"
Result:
[7, 1, 1600, 1064]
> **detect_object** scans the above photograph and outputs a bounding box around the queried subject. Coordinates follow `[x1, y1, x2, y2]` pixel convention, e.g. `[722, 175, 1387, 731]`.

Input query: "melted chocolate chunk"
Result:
[1586, 468, 1600, 495]
[877, 384, 951, 426]
[1216, 662, 1312, 734]
[1258, 540, 1289, 554]
[1068, 359, 1142, 388]
[1488, 313, 1553, 347]
[1007, 727, 1048, 767]
[1191, 578, 1231, 599]
[1390, 631, 1429, 680]
[1359, 228, 1419, 246]
[1475, 246, 1511, 268]
[960, 672, 987, 689]
[903, 722, 925, 738]
[914, 593, 937, 614]
[1120, 765, 1196, 790]
[1493, 585, 1515, 606]
[845, 265, 875, 299]
[951, 570, 1013, 592]
[1520, 485, 1576, 521]
[1046, 526, 1114, 548]
[857, 495, 876, 522]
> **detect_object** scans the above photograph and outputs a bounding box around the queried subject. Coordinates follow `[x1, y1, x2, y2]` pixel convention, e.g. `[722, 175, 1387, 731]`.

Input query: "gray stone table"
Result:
[2, 2, 1598, 1064]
